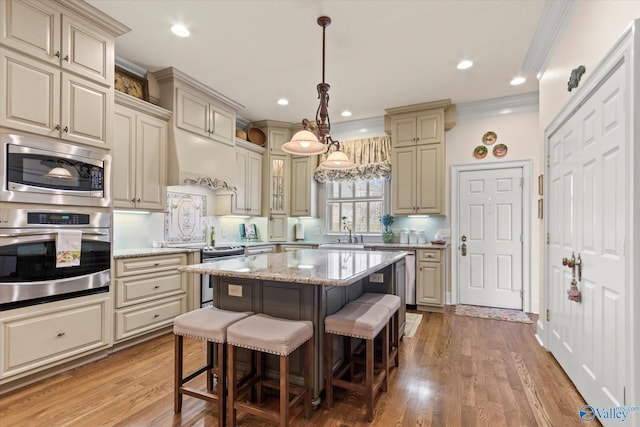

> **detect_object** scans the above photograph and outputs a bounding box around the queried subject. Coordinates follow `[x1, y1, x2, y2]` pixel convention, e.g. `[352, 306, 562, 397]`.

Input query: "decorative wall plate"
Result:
[473, 145, 488, 159]
[482, 131, 497, 145]
[493, 143, 508, 157]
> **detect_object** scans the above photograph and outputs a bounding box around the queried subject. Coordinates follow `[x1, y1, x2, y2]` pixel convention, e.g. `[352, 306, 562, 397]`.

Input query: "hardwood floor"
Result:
[0, 307, 598, 426]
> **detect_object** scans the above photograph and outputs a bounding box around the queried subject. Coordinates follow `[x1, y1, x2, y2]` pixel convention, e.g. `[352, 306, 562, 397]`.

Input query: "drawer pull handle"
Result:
[154, 285, 160, 289]
[154, 314, 160, 318]
[153, 263, 160, 266]
[57, 332, 66, 337]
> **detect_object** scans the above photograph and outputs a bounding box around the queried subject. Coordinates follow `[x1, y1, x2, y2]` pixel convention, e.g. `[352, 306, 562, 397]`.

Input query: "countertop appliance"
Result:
[169, 244, 245, 307]
[0, 205, 111, 310]
[0, 133, 111, 207]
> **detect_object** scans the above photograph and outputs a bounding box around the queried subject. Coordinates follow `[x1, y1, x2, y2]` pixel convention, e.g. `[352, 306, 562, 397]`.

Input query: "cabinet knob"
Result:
[137, 198, 141, 203]
[131, 198, 136, 203]
[54, 51, 60, 58]
[154, 285, 160, 289]
[54, 124, 60, 131]
[57, 332, 66, 337]
[63, 126, 68, 133]
[154, 314, 160, 318]
[63, 54, 69, 62]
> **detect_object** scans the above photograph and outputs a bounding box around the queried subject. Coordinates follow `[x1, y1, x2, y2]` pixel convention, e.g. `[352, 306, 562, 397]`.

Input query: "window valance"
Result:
[313, 136, 392, 183]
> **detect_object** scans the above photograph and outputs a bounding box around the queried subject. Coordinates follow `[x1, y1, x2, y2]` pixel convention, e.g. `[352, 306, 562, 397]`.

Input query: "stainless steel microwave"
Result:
[0, 133, 111, 207]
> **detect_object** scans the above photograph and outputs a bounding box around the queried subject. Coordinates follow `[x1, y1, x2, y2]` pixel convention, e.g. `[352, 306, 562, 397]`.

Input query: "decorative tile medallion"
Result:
[165, 192, 206, 243]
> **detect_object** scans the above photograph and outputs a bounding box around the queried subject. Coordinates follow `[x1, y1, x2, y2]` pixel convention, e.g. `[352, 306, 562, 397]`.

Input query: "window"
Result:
[325, 178, 387, 234]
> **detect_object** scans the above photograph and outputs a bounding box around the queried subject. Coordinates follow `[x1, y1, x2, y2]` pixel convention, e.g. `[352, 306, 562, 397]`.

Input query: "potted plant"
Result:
[380, 214, 394, 243]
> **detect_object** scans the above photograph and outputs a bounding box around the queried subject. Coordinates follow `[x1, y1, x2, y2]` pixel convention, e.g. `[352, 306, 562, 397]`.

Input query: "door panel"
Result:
[458, 167, 523, 309]
[546, 59, 626, 414]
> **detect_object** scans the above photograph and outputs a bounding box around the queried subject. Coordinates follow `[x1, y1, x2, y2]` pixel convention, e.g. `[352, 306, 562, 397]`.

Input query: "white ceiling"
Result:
[87, 0, 546, 125]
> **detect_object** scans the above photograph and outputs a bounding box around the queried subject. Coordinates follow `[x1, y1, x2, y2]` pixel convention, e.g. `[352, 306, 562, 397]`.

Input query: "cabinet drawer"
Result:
[418, 249, 441, 262]
[114, 296, 186, 341]
[116, 271, 185, 308]
[2, 298, 108, 376]
[115, 254, 187, 277]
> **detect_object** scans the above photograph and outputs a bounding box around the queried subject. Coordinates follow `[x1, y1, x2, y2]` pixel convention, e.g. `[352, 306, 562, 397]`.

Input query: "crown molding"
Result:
[521, 0, 579, 78]
[330, 116, 386, 140]
[455, 92, 539, 121]
[115, 56, 147, 78]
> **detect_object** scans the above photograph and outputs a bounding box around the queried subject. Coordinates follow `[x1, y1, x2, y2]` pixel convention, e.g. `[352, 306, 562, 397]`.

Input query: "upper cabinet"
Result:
[233, 140, 263, 216]
[0, 0, 129, 148]
[385, 99, 453, 216]
[175, 88, 235, 146]
[113, 91, 170, 211]
[290, 155, 317, 217]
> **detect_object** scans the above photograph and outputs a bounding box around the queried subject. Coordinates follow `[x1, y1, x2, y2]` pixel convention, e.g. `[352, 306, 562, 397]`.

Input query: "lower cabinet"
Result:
[113, 253, 188, 342]
[0, 293, 112, 383]
[416, 249, 445, 311]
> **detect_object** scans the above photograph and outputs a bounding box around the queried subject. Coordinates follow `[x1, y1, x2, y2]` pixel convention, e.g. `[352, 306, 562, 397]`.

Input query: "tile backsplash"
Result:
[113, 211, 165, 250]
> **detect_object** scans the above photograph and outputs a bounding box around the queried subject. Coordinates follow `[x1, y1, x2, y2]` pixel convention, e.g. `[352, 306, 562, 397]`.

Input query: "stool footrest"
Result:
[182, 364, 211, 384]
[180, 386, 218, 403]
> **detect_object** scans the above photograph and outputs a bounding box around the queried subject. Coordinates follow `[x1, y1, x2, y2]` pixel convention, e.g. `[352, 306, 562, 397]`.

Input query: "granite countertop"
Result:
[280, 241, 449, 250]
[179, 248, 408, 286]
[113, 247, 200, 259]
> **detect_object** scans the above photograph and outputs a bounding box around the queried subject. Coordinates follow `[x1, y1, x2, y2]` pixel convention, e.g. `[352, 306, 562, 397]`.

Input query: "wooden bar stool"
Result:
[325, 301, 390, 422]
[173, 307, 252, 426]
[352, 293, 401, 368]
[226, 313, 313, 427]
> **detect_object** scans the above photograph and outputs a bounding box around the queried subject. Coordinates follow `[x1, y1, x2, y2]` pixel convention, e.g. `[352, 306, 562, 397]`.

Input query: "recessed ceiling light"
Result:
[277, 98, 289, 106]
[171, 24, 190, 37]
[341, 110, 352, 117]
[510, 76, 526, 86]
[457, 60, 473, 70]
[359, 128, 367, 133]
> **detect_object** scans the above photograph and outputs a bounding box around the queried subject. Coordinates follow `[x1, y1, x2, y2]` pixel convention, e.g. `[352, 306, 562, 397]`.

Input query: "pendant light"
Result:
[281, 16, 355, 170]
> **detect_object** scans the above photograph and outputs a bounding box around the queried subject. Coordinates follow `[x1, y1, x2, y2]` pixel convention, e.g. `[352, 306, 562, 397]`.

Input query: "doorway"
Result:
[451, 160, 532, 311]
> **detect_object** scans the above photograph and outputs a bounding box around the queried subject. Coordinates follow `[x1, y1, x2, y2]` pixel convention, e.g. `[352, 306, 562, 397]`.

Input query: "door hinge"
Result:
[520, 234, 524, 242]
[547, 154, 551, 167]
[546, 233, 550, 244]
[623, 386, 626, 405]
[546, 308, 551, 321]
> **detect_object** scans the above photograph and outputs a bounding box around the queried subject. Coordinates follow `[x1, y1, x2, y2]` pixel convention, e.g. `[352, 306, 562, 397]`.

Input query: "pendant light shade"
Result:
[320, 150, 355, 170]
[281, 130, 327, 155]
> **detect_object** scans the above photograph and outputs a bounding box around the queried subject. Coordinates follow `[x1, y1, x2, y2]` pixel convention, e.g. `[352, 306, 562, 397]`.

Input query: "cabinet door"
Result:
[61, 14, 114, 85]
[417, 261, 442, 306]
[0, 0, 61, 65]
[416, 112, 442, 145]
[290, 156, 315, 216]
[61, 72, 111, 148]
[268, 127, 291, 154]
[0, 48, 60, 137]
[210, 106, 234, 146]
[391, 146, 416, 215]
[135, 114, 167, 210]
[269, 155, 289, 215]
[112, 105, 136, 208]
[247, 151, 262, 215]
[234, 149, 249, 213]
[416, 144, 442, 214]
[269, 215, 287, 241]
[390, 116, 417, 148]
[176, 88, 209, 138]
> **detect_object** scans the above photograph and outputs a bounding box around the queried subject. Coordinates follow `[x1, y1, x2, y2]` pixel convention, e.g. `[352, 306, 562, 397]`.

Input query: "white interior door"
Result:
[458, 167, 523, 309]
[546, 59, 626, 414]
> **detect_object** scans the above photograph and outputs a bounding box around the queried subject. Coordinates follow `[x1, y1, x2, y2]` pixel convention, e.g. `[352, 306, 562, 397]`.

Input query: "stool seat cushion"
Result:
[325, 302, 390, 340]
[173, 307, 252, 343]
[354, 293, 401, 313]
[227, 314, 313, 356]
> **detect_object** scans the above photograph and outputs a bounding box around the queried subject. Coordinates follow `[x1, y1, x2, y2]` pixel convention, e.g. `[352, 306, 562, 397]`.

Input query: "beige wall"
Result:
[540, 1, 640, 129]
[445, 111, 543, 312]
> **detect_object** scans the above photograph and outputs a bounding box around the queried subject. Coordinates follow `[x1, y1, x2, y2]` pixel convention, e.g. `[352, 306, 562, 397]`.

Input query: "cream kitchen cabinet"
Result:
[392, 143, 442, 215]
[113, 253, 188, 342]
[290, 155, 317, 217]
[416, 249, 444, 312]
[0, 293, 112, 384]
[0, 0, 127, 148]
[386, 101, 450, 215]
[0, 48, 112, 148]
[233, 140, 263, 215]
[174, 87, 235, 146]
[113, 92, 170, 211]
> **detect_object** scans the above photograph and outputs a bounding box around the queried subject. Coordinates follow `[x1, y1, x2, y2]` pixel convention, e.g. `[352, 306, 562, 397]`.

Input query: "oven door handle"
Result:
[0, 231, 109, 237]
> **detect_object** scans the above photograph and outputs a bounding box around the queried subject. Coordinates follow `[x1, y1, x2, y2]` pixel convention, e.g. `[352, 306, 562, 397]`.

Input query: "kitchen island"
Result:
[179, 248, 407, 403]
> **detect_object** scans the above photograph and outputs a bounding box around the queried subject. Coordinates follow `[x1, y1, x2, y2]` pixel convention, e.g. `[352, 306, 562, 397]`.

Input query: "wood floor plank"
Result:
[0, 307, 600, 426]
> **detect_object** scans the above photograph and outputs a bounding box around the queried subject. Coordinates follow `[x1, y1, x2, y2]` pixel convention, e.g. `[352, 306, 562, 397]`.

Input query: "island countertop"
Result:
[179, 248, 408, 286]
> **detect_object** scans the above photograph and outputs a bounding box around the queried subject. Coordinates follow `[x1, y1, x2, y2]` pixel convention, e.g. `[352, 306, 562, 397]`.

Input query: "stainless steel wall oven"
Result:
[0, 205, 110, 310]
[0, 133, 111, 207]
